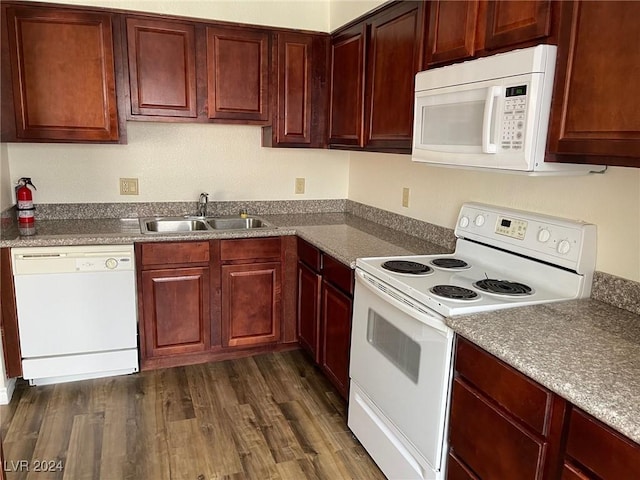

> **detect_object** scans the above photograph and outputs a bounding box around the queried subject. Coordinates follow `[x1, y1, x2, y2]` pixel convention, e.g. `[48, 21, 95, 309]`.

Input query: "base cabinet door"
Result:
[297, 261, 321, 362]
[221, 262, 281, 348]
[141, 267, 210, 358]
[4, 6, 119, 142]
[320, 279, 352, 399]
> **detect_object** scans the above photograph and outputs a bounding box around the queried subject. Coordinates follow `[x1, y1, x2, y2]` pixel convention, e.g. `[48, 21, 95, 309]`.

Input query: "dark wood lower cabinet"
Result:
[448, 336, 640, 480]
[296, 238, 353, 399]
[320, 279, 352, 399]
[141, 266, 210, 357]
[221, 262, 281, 348]
[297, 260, 321, 362]
[136, 237, 295, 370]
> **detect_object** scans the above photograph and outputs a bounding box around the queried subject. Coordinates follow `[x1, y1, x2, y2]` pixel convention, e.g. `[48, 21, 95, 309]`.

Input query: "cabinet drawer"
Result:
[566, 408, 640, 479]
[139, 241, 209, 266]
[322, 254, 353, 295]
[455, 337, 552, 435]
[449, 378, 545, 479]
[297, 238, 321, 271]
[220, 238, 281, 262]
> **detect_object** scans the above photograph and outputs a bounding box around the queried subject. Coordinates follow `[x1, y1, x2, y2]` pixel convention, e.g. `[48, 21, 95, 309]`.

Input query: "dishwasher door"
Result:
[12, 245, 139, 385]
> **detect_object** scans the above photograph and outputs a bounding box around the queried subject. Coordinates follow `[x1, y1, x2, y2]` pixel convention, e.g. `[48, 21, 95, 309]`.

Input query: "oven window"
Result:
[367, 309, 421, 384]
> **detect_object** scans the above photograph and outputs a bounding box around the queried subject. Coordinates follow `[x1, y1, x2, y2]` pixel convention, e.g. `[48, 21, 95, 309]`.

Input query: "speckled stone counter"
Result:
[0, 212, 449, 267]
[445, 299, 640, 444]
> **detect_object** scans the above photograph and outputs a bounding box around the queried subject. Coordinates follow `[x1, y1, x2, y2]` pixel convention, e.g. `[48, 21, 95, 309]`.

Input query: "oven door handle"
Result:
[355, 269, 451, 335]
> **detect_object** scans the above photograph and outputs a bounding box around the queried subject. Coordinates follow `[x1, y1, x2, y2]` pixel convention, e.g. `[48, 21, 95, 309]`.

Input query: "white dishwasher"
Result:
[12, 245, 139, 385]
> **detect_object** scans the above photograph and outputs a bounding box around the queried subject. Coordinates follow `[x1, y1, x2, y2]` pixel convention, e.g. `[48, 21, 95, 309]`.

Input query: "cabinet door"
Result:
[126, 17, 197, 118]
[449, 378, 547, 479]
[425, 0, 479, 67]
[365, 2, 423, 152]
[484, 0, 552, 51]
[320, 280, 352, 399]
[297, 261, 321, 362]
[141, 267, 210, 359]
[5, 6, 119, 141]
[221, 262, 281, 348]
[547, 1, 640, 167]
[328, 24, 365, 147]
[206, 27, 269, 123]
[274, 33, 313, 144]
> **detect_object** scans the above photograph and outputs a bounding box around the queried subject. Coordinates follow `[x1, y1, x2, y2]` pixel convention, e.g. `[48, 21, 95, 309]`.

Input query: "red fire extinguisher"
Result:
[16, 177, 37, 235]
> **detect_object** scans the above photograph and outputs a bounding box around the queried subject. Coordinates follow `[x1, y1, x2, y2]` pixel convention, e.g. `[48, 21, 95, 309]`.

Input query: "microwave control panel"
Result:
[501, 85, 527, 151]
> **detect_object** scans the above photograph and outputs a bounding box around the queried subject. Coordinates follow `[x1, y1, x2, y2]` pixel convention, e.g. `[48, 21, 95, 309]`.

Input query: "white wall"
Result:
[329, 0, 386, 30]
[0, 143, 11, 210]
[7, 123, 350, 203]
[19, 0, 331, 31]
[349, 152, 640, 282]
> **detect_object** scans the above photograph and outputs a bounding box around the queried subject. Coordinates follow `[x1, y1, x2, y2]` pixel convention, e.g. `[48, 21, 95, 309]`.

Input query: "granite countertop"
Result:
[0, 212, 449, 267]
[446, 299, 640, 444]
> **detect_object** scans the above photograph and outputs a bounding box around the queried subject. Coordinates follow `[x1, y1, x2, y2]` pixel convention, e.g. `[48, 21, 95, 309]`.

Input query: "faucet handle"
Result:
[199, 192, 209, 202]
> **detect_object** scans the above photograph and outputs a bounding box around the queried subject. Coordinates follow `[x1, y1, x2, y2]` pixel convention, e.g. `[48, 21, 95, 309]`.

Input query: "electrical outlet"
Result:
[295, 177, 305, 194]
[120, 178, 139, 195]
[402, 187, 410, 208]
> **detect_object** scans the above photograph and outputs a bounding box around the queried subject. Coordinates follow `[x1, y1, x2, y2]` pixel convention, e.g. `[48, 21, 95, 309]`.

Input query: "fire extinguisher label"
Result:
[18, 209, 35, 219]
[17, 200, 33, 209]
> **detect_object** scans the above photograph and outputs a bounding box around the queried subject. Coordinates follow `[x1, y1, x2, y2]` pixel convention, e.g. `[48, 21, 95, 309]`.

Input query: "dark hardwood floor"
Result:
[0, 350, 385, 480]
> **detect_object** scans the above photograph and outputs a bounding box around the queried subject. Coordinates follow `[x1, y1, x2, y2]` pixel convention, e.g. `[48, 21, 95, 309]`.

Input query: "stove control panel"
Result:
[456, 203, 596, 273]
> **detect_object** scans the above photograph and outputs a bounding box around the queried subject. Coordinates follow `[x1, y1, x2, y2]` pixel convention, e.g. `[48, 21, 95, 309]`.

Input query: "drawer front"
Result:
[561, 462, 590, 480]
[322, 254, 353, 295]
[455, 337, 552, 435]
[297, 238, 321, 271]
[220, 237, 281, 262]
[566, 408, 640, 479]
[140, 241, 209, 266]
[449, 378, 546, 480]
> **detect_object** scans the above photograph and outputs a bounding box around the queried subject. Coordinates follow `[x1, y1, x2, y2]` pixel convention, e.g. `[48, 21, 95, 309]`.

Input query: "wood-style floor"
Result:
[0, 350, 385, 480]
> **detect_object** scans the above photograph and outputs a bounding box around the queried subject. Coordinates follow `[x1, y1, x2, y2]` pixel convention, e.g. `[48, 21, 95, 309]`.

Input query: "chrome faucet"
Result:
[197, 192, 209, 217]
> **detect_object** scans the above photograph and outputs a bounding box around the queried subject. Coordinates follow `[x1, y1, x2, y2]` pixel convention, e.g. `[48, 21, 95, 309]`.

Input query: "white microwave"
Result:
[412, 45, 594, 175]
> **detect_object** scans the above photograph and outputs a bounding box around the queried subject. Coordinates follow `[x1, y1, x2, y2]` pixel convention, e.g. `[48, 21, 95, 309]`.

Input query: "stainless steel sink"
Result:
[207, 217, 266, 230]
[139, 215, 271, 234]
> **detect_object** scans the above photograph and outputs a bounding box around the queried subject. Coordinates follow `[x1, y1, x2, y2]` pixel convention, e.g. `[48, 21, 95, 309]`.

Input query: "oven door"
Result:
[349, 269, 454, 478]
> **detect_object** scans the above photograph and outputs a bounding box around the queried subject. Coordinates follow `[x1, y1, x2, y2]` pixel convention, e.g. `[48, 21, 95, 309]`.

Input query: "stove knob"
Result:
[459, 216, 470, 228]
[537, 228, 551, 243]
[474, 215, 485, 227]
[557, 239, 571, 255]
[105, 258, 118, 269]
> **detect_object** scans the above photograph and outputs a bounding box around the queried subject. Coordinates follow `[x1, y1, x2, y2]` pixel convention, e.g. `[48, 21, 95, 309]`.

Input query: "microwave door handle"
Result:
[482, 86, 502, 153]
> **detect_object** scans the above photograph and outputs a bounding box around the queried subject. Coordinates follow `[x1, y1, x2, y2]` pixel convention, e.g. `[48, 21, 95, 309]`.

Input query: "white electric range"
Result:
[348, 202, 596, 480]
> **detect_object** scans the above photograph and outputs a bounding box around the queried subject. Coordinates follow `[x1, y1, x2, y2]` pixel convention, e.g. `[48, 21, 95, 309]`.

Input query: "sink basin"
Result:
[139, 215, 271, 234]
[208, 217, 266, 230]
[142, 218, 209, 233]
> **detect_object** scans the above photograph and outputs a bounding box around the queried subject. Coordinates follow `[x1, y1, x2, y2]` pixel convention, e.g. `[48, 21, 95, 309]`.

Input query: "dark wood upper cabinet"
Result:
[329, 1, 424, 153]
[547, 0, 640, 167]
[426, 1, 555, 67]
[425, 0, 479, 67]
[365, 1, 423, 151]
[4, 6, 119, 142]
[273, 33, 313, 144]
[328, 24, 366, 147]
[206, 27, 269, 123]
[262, 32, 329, 148]
[126, 17, 197, 118]
[484, 0, 552, 51]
